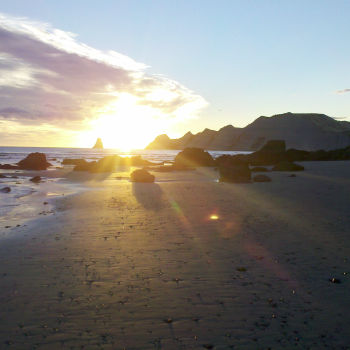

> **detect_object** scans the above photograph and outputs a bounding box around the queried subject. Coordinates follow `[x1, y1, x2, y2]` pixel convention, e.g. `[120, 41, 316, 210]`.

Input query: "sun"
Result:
[79, 93, 173, 150]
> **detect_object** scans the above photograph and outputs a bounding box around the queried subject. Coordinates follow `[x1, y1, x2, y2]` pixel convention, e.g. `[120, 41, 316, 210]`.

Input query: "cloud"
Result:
[0, 13, 207, 141]
[336, 88, 350, 94]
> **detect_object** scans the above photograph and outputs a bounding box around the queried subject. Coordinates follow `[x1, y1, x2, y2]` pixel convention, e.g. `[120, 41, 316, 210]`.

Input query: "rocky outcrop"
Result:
[218, 140, 350, 167]
[62, 159, 87, 166]
[30, 176, 42, 183]
[18, 153, 51, 170]
[0, 186, 11, 193]
[251, 166, 269, 172]
[146, 113, 350, 151]
[174, 148, 215, 168]
[0, 164, 18, 169]
[73, 155, 157, 173]
[92, 138, 103, 149]
[244, 140, 287, 165]
[130, 169, 155, 183]
[253, 174, 271, 182]
[272, 161, 304, 171]
[219, 160, 251, 183]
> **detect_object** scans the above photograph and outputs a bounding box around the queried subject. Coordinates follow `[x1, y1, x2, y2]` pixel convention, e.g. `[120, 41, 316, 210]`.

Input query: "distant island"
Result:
[146, 112, 350, 151]
[92, 138, 103, 149]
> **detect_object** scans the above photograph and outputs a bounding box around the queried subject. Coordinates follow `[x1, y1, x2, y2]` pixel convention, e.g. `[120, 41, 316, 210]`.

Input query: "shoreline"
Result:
[0, 161, 349, 348]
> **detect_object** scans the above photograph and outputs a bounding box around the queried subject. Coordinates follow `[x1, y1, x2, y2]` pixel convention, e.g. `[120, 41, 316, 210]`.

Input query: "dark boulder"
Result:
[174, 148, 215, 168]
[251, 166, 269, 172]
[259, 140, 286, 153]
[18, 153, 51, 170]
[129, 156, 156, 167]
[90, 156, 117, 173]
[62, 158, 87, 166]
[215, 154, 247, 167]
[272, 161, 304, 171]
[30, 176, 42, 183]
[307, 146, 350, 161]
[130, 169, 155, 183]
[285, 149, 310, 162]
[246, 140, 286, 165]
[73, 160, 97, 171]
[73, 155, 156, 172]
[0, 186, 11, 193]
[219, 160, 251, 183]
[253, 174, 271, 182]
[0, 164, 18, 169]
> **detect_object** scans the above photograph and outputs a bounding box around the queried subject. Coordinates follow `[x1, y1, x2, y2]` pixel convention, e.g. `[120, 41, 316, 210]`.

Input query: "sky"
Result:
[0, 0, 349, 148]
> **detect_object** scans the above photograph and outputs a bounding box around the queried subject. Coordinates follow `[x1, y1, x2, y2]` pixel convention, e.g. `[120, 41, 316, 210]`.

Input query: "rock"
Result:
[259, 140, 286, 153]
[253, 174, 271, 182]
[251, 166, 269, 172]
[246, 140, 287, 165]
[72, 155, 156, 172]
[272, 161, 304, 171]
[62, 158, 87, 166]
[215, 154, 247, 167]
[174, 148, 215, 168]
[129, 156, 156, 167]
[30, 176, 41, 183]
[0, 174, 6, 178]
[130, 169, 155, 183]
[90, 156, 118, 173]
[73, 160, 97, 171]
[0, 187, 11, 193]
[329, 278, 341, 284]
[146, 165, 175, 172]
[285, 149, 310, 162]
[0, 164, 18, 169]
[288, 174, 296, 177]
[18, 153, 51, 170]
[219, 160, 251, 183]
[92, 137, 103, 149]
[149, 164, 193, 172]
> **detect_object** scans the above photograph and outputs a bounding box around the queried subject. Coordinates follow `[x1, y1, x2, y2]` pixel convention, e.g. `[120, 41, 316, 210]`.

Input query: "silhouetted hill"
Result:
[146, 113, 350, 151]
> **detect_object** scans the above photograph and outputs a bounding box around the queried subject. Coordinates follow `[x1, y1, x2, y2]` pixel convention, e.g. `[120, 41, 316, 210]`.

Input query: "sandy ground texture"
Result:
[0, 162, 350, 349]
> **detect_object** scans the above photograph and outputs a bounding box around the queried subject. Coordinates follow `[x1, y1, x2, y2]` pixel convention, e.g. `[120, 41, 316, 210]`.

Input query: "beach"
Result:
[0, 161, 350, 349]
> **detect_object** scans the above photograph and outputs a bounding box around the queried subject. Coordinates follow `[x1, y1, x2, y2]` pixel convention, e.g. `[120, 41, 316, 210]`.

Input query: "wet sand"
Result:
[0, 162, 350, 349]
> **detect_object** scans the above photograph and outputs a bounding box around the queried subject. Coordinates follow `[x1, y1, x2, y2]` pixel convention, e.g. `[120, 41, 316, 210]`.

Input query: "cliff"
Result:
[146, 113, 350, 151]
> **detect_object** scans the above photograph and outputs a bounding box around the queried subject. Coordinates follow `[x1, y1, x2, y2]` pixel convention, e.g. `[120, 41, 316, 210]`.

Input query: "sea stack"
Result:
[93, 138, 103, 149]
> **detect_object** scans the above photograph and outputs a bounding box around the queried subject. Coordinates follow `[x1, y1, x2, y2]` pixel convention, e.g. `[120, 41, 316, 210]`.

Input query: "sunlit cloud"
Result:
[0, 13, 208, 147]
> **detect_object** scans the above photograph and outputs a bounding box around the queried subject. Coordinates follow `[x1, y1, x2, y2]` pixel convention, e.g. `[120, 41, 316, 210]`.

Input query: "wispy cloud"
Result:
[0, 13, 207, 145]
[336, 88, 350, 94]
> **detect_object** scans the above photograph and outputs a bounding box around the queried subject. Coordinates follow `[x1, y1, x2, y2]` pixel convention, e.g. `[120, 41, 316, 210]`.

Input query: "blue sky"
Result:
[0, 1, 349, 147]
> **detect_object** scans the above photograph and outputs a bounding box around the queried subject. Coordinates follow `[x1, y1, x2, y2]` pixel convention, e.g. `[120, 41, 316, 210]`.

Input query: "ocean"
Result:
[0, 147, 249, 231]
[0, 146, 247, 165]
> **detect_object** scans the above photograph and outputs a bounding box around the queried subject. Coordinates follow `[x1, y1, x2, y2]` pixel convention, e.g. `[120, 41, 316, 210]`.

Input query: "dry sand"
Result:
[0, 162, 350, 349]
